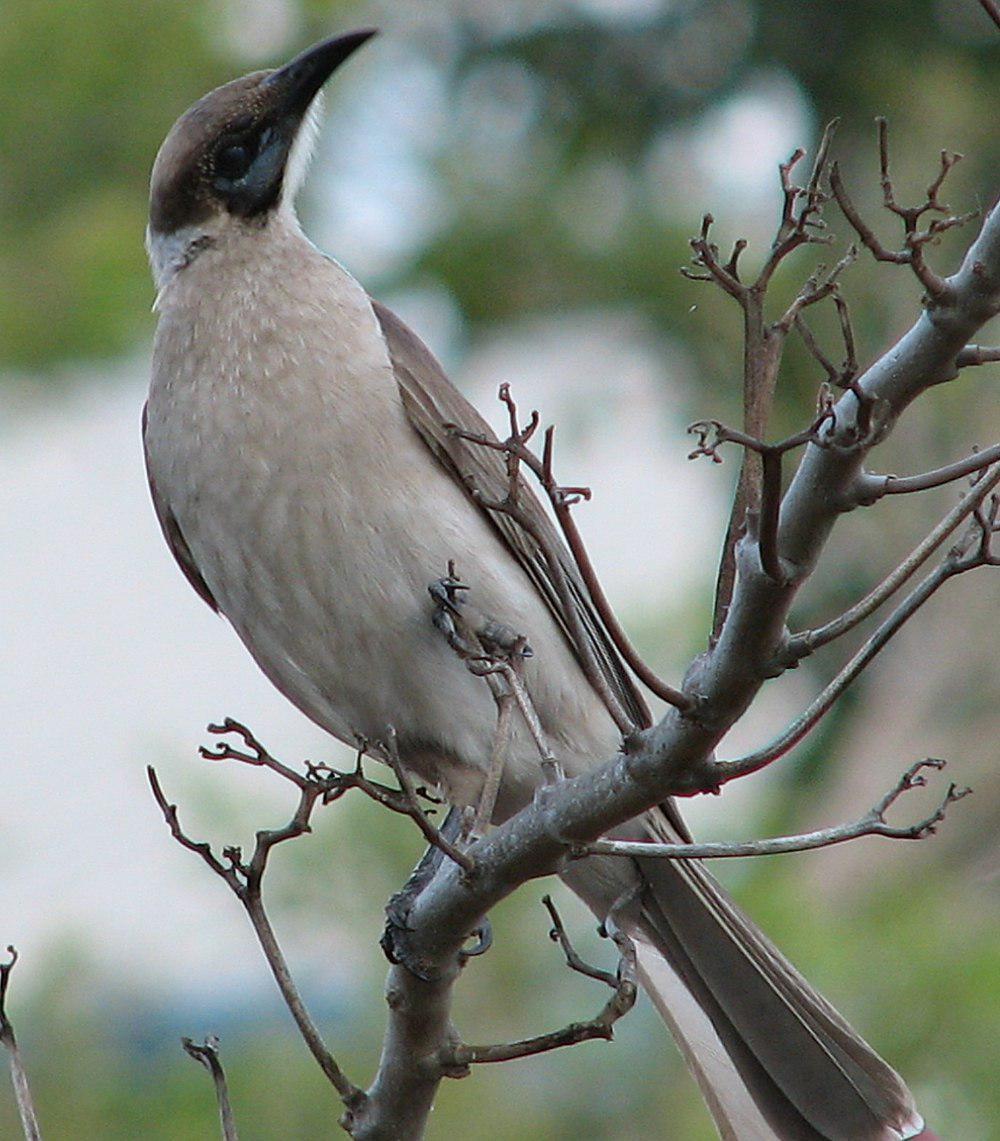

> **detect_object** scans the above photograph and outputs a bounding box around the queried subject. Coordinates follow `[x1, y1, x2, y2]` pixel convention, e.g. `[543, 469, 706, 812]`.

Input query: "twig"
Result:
[452, 386, 691, 716]
[183, 1036, 240, 1141]
[681, 213, 746, 298]
[379, 730, 475, 873]
[979, 0, 1000, 32]
[444, 897, 637, 1065]
[541, 895, 617, 986]
[795, 288, 859, 390]
[830, 121, 977, 302]
[147, 754, 365, 1107]
[956, 343, 1000, 367]
[453, 387, 639, 733]
[684, 126, 848, 628]
[470, 689, 514, 837]
[720, 500, 997, 780]
[581, 760, 969, 860]
[0, 948, 41, 1141]
[538, 426, 693, 712]
[200, 718, 472, 871]
[854, 443, 1000, 499]
[757, 123, 839, 289]
[489, 660, 561, 781]
[788, 463, 1000, 658]
[428, 565, 552, 826]
[687, 412, 835, 583]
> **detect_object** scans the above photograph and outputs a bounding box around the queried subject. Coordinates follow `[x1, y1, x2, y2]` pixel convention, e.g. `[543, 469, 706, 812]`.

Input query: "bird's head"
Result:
[147, 29, 375, 285]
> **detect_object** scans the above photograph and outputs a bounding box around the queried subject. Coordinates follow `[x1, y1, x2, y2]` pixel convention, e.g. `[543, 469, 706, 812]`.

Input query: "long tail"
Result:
[562, 811, 927, 1141]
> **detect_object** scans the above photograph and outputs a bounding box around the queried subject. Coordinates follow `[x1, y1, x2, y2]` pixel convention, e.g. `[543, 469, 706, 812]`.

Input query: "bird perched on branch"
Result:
[144, 30, 929, 1140]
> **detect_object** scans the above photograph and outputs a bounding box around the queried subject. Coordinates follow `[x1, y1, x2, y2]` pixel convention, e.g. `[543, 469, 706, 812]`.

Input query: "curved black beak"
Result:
[264, 28, 378, 113]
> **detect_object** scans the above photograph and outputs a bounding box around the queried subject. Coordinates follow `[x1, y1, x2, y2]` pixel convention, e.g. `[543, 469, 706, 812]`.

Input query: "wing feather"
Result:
[371, 299, 650, 732]
[142, 402, 219, 613]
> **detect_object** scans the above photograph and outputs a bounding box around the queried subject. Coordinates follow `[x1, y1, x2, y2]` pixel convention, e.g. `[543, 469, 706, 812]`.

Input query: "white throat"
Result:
[146, 224, 215, 294]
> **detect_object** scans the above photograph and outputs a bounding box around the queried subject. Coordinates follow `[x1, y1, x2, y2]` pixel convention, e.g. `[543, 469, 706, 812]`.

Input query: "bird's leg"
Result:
[428, 560, 479, 656]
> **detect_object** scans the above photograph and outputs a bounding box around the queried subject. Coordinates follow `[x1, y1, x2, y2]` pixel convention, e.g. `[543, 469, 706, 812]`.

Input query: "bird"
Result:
[143, 29, 931, 1140]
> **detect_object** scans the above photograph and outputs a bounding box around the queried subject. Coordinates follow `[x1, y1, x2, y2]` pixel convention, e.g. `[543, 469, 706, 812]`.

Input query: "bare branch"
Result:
[758, 122, 839, 287]
[451, 392, 692, 713]
[199, 717, 308, 787]
[979, 0, 1000, 31]
[774, 247, 858, 334]
[344, 141, 1000, 1140]
[541, 895, 618, 987]
[957, 343, 1000, 367]
[855, 444, 1000, 499]
[200, 718, 472, 872]
[795, 285, 859, 389]
[378, 730, 476, 873]
[0, 948, 41, 1141]
[688, 410, 835, 584]
[451, 388, 638, 734]
[473, 689, 515, 837]
[147, 765, 241, 890]
[183, 1036, 240, 1141]
[790, 463, 1000, 657]
[445, 898, 637, 1065]
[681, 213, 747, 299]
[721, 501, 997, 781]
[582, 760, 970, 860]
[147, 754, 365, 1107]
[831, 122, 978, 302]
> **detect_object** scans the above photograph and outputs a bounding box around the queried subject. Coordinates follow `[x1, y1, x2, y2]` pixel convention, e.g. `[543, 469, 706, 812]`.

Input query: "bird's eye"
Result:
[215, 143, 252, 181]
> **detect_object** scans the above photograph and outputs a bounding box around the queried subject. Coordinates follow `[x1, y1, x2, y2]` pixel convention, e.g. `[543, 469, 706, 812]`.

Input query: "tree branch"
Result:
[854, 443, 1000, 499]
[147, 751, 366, 1109]
[581, 759, 969, 860]
[683, 125, 846, 634]
[788, 463, 1000, 657]
[956, 342, 1000, 367]
[831, 121, 978, 301]
[687, 410, 835, 585]
[343, 155, 1000, 1139]
[0, 948, 41, 1141]
[449, 387, 693, 713]
[183, 1036, 240, 1141]
[722, 497, 998, 780]
[444, 896, 637, 1065]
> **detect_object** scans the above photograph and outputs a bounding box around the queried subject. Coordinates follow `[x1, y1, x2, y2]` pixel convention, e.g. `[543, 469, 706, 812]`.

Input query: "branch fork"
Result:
[442, 896, 637, 1068]
[831, 118, 978, 302]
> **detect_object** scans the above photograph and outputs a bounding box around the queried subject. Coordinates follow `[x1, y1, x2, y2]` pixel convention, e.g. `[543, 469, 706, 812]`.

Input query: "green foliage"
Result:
[0, 1, 234, 368]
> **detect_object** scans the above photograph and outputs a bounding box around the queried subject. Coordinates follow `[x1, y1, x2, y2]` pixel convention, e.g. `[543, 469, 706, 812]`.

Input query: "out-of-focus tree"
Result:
[4, 1, 998, 377]
[0, 2, 221, 368]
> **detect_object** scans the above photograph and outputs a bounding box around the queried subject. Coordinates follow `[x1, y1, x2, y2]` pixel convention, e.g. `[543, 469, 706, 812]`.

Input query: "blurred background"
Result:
[2, 1, 998, 1137]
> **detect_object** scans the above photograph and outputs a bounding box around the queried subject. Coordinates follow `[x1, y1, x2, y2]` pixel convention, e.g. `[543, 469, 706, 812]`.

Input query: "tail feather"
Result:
[563, 808, 925, 1140]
